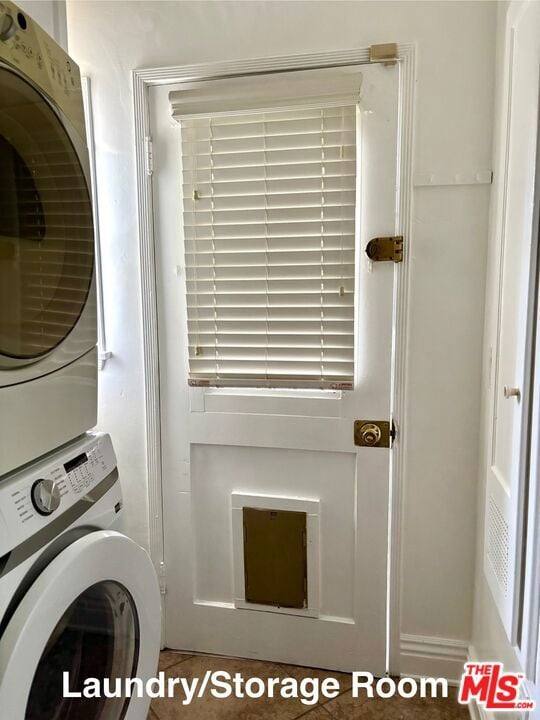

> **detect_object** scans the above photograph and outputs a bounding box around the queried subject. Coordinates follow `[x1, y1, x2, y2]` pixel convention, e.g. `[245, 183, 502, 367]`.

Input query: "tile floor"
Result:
[149, 650, 469, 719]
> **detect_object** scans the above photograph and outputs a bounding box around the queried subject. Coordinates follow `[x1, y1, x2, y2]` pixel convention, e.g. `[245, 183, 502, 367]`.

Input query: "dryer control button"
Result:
[31, 479, 61, 516]
[0, 12, 15, 41]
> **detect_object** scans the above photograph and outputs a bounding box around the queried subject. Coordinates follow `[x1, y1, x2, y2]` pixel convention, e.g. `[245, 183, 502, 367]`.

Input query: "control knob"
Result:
[31, 479, 61, 516]
[0, 12, 15, 41]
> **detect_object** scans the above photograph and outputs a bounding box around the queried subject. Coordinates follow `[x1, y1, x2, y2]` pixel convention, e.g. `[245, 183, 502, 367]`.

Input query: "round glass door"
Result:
[25, 581, 139, 720]
[0, 65, 93, 362]
[0, 532, 160, 720]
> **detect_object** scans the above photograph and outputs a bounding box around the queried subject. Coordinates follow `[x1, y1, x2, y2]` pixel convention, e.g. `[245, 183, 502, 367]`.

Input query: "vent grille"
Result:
[487, 495, 509, 597]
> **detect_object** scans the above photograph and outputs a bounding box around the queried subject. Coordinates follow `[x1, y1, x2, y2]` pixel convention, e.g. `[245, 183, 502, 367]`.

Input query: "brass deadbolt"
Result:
[360, 423, 381, 446]
[365, 236, 404, 263]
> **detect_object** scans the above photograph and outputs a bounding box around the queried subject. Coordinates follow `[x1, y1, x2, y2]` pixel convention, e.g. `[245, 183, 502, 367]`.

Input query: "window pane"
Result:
[181, 105, 356, 389]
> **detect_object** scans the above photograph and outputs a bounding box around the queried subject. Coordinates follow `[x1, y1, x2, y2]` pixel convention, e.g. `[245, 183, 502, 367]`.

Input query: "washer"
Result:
[0, 1, 97, 475]
[0, 433, 161, 719]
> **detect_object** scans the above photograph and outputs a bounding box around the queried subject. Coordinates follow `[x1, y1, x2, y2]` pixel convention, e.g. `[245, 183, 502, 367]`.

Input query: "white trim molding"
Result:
[467, 698, 487, 720]
[81, 76, 112, 371]
[132, 44, 415, 662]
[388, 42, 416, 677]
[467, 645, 533, 720]
[400, 634, 468, 685]
[465, 648, 495, 720]
[133, 68, 165, 638]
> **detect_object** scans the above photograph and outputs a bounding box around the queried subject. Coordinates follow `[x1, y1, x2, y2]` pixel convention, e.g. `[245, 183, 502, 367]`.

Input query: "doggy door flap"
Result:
[242, 507, 307, 609]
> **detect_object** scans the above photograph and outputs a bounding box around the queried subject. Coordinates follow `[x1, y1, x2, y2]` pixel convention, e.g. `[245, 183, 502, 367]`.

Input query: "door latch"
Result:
[354, 420, 395, 448]
[365, 236, 404, 263]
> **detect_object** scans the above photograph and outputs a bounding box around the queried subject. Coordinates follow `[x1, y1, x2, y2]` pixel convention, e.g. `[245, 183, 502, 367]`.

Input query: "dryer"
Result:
[0, 1, 97, 475]
[0, 432, 161, 719]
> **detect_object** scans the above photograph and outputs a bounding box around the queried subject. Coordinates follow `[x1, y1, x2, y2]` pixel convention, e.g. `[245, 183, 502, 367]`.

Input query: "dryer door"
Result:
[0, 531, 161, 720]
[0, 64, 94, 367]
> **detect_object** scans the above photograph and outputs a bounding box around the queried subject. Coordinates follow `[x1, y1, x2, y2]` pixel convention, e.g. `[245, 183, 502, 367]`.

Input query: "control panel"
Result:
[0, 1, 86, 140]
[0, 434, 117, 555]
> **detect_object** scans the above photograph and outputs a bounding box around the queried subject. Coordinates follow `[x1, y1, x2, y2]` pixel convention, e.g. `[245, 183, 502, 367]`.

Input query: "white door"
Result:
[151, 61, 400, 674]
[483, 0, 540, 643]
[0, 531, 161, 720]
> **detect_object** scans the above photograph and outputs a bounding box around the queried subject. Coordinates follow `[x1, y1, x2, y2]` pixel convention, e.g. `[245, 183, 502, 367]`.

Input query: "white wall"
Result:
[17, 0, 67, 49]
[66, 0, 496, 655]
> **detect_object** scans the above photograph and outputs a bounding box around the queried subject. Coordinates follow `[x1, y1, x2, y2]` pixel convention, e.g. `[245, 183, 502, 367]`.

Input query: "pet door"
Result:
[243, 507, 307, 609]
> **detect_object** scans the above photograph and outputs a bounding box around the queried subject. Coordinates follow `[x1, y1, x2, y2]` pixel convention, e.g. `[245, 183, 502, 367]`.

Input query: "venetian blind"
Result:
[175, 71, 359, 389]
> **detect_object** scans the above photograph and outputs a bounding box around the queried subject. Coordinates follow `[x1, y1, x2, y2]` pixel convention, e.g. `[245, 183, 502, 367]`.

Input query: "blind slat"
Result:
[187, 306, 354, 321]
[182, 140, 355, 165]
[182, 130, 355, 154]
[183, 175, 355, 198]
[185, 263, 354, 281]
[188, 320, 353, 332]
[184, 206, 355, 225]
[182, 159, 356, 185]
[183, 190, 356, 212]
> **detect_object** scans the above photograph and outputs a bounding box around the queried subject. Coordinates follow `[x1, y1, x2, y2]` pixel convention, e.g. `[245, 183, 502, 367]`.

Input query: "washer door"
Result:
[0, 531, 161, 720]
[0, 64, 94, 367]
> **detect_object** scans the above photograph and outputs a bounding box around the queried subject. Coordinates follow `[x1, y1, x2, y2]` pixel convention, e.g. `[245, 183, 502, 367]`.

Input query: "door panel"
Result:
[191, 444, 356, 619]
[484, 1, 540, 639]
[151, 62, 399, 673]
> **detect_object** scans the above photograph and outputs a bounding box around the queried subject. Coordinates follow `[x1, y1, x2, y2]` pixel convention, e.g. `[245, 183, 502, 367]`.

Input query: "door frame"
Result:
[131, 44, 415, 674]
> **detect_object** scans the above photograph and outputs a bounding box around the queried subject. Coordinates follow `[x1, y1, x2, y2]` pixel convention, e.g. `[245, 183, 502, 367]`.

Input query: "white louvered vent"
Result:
[487, 494, 510, 597]
[180, 105, 357, 389]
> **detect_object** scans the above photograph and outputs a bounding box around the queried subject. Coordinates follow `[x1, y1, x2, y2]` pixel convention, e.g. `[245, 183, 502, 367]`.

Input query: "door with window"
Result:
[150, 59, 400, 673]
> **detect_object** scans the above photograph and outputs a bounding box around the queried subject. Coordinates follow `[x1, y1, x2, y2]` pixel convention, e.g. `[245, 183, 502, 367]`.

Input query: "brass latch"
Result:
[354, 420, 395, 448]
[369, 43, 399, 66]
[365, 236, 404, 263]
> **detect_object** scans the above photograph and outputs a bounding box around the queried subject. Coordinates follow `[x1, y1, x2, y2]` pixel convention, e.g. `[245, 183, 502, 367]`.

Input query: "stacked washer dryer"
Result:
[0, 4, 161, 718]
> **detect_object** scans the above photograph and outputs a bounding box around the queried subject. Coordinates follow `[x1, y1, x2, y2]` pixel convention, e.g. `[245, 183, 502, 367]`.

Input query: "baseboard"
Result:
[466, 644, 532, 720]
[466, 645, 496, 720]
[400, 634, 468, 685]
[467, 698, 483, 720]
[466, 696, 497, 720]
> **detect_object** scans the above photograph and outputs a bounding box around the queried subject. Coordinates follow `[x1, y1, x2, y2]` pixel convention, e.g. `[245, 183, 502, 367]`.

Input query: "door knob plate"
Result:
[354, 420, 393, 448]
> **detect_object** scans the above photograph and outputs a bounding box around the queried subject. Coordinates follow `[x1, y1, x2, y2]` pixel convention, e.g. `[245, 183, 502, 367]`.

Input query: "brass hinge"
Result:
[354, 420, 396, 448]
[369, 43, 399, 66]
[158, 561, 167, 595]
[366, 236, 404, 263]
[144, 136, 153, 176]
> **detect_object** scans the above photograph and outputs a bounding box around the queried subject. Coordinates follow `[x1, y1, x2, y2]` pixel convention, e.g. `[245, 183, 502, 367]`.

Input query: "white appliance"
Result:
[0, 433, 161, 719]
[0, 1, 97, 475]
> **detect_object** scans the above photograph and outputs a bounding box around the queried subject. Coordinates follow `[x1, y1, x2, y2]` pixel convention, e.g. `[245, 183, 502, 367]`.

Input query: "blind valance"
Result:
[169, 66, 362, 119]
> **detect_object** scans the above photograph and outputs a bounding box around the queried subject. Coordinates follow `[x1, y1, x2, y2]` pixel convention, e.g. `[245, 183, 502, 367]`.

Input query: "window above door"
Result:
[171, 66, 362, 389]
